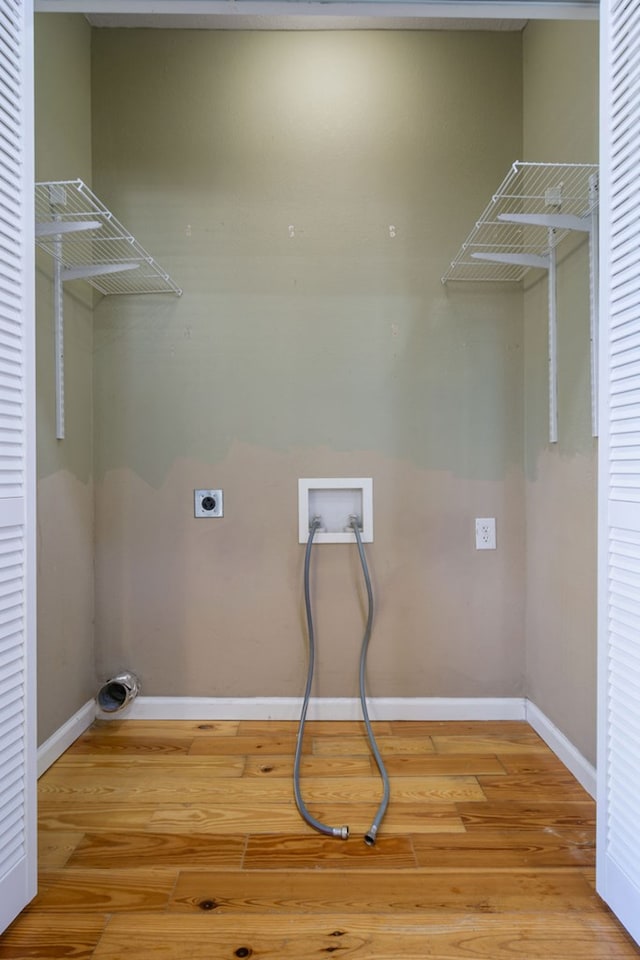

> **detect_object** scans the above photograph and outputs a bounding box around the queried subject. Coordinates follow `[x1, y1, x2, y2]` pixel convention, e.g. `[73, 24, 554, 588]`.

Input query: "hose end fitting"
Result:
[364, 825, 378, 846]
[334, 825, 350, 840]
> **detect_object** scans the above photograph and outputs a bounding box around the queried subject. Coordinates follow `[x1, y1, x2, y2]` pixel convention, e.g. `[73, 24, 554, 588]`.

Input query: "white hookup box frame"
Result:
[298, 478, 373, 544]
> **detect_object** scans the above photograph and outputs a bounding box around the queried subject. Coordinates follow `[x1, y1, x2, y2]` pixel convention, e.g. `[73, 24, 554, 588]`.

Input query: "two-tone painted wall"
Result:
[522, 19, 599, 764]
[35, 14, 96, 743]
[90, 28, 525, 702]
[34, 15, 598, 762]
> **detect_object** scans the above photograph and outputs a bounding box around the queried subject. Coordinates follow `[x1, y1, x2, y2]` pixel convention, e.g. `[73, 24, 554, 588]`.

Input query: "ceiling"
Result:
[35, 0, 595, 32]
[85, 12, 528, 28]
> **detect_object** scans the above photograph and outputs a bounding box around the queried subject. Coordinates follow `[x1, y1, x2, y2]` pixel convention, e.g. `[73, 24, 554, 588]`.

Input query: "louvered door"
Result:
[597, 0, 640, 946]
[0, 0, 36, 935]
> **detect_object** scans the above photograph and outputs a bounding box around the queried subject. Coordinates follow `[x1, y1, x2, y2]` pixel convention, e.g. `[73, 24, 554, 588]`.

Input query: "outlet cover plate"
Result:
[475, 517, 496, 550]
[298, 478, 373, 544]
[195, 489, 223, 518]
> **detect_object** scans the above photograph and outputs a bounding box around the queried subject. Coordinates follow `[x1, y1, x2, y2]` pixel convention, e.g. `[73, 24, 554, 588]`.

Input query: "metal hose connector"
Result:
[293, 517, 349, 840]
[364, 825, 378, 847]
[350, 515, 390, 846]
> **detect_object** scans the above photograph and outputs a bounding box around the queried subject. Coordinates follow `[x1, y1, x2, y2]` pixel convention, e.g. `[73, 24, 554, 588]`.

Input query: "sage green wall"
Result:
[35, 14, 96, 743]
[91, 29, 525, 700]
[522, 20, 599, 763]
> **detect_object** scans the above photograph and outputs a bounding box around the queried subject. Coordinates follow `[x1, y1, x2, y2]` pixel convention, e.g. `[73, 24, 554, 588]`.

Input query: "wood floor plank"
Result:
[53, 753, 241, 767]
[243, 754, 374, 777]
[243, 753, 504, 780]
[189, 735, 304, 757]
[389, 720, 535, 736]
[39, 776, 279, 804]
[0, 914, 106, 960]
[313, 735, 435, 756]
[382, 754, 507, 776]
[310, 803, 465, 835]
[244, 834, 417, 869]
[236, 719, 299, 736]
[148, 802, 463, 835]
[90, 913, 640, 960]
[287, 775, 486, 804]
[411, 829, 595, 868]
[40, 757, 246, 785]
[91, 719, 240, 738]
[498, 753, 583, 775]
[66, 832, 246, 868]
[457, 800, 596, 831]
[37, 829, 85, 869]
[433, 734, 548, 754]
[40, 773, 486, 805]
[148, 802, 305, 834]
[38, 803, 156, 832]
[477, 774, 593, 801]
[238, 720, 393, 736]
[35, 869, 178, 912]
[169, 868, 600, 914]
[39, 765, 252, 805]
[42, 756, 246, 776]
[63, 735, 195, 756]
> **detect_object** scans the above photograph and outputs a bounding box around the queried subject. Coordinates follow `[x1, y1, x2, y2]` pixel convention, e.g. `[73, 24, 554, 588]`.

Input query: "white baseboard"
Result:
[39, 696, 596, 801]
[525, 700, 596, 798]
[118, 696, 527, 722]
[37, 699, 96, 777]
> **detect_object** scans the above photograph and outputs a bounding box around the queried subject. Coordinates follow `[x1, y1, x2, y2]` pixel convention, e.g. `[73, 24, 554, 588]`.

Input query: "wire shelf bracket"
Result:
[35, 179, 182, 440]
[442, 161, 599, 442]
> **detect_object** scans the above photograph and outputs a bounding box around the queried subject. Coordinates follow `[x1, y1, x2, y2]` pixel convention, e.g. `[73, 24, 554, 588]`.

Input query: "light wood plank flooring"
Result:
[2, 719, 639, 959]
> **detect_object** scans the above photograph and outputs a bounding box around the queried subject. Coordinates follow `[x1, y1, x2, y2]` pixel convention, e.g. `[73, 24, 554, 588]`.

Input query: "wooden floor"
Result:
[2, 718, 639, 959]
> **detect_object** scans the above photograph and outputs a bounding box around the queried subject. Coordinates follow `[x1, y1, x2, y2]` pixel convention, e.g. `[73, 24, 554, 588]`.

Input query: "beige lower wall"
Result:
[37, 470, 95, 741]
[524, 449, 597, 761]
[95, 446, 525, 699]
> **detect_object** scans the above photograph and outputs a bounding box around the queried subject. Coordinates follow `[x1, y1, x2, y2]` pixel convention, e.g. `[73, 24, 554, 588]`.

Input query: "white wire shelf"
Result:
[35, 178, 181, 441]
[442, 160, 599, 443]
[35, 179, 182, 296]
[441, 161, 599, 283]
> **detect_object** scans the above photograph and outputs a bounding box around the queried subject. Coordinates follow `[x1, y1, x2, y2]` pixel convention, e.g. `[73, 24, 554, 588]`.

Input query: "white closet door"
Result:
[597, 0, 640, 946]
[0, 0, 36, 936]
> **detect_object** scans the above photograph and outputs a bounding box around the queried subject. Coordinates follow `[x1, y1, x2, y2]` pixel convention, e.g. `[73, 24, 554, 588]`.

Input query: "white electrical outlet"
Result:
[475, 518, 496, 550]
